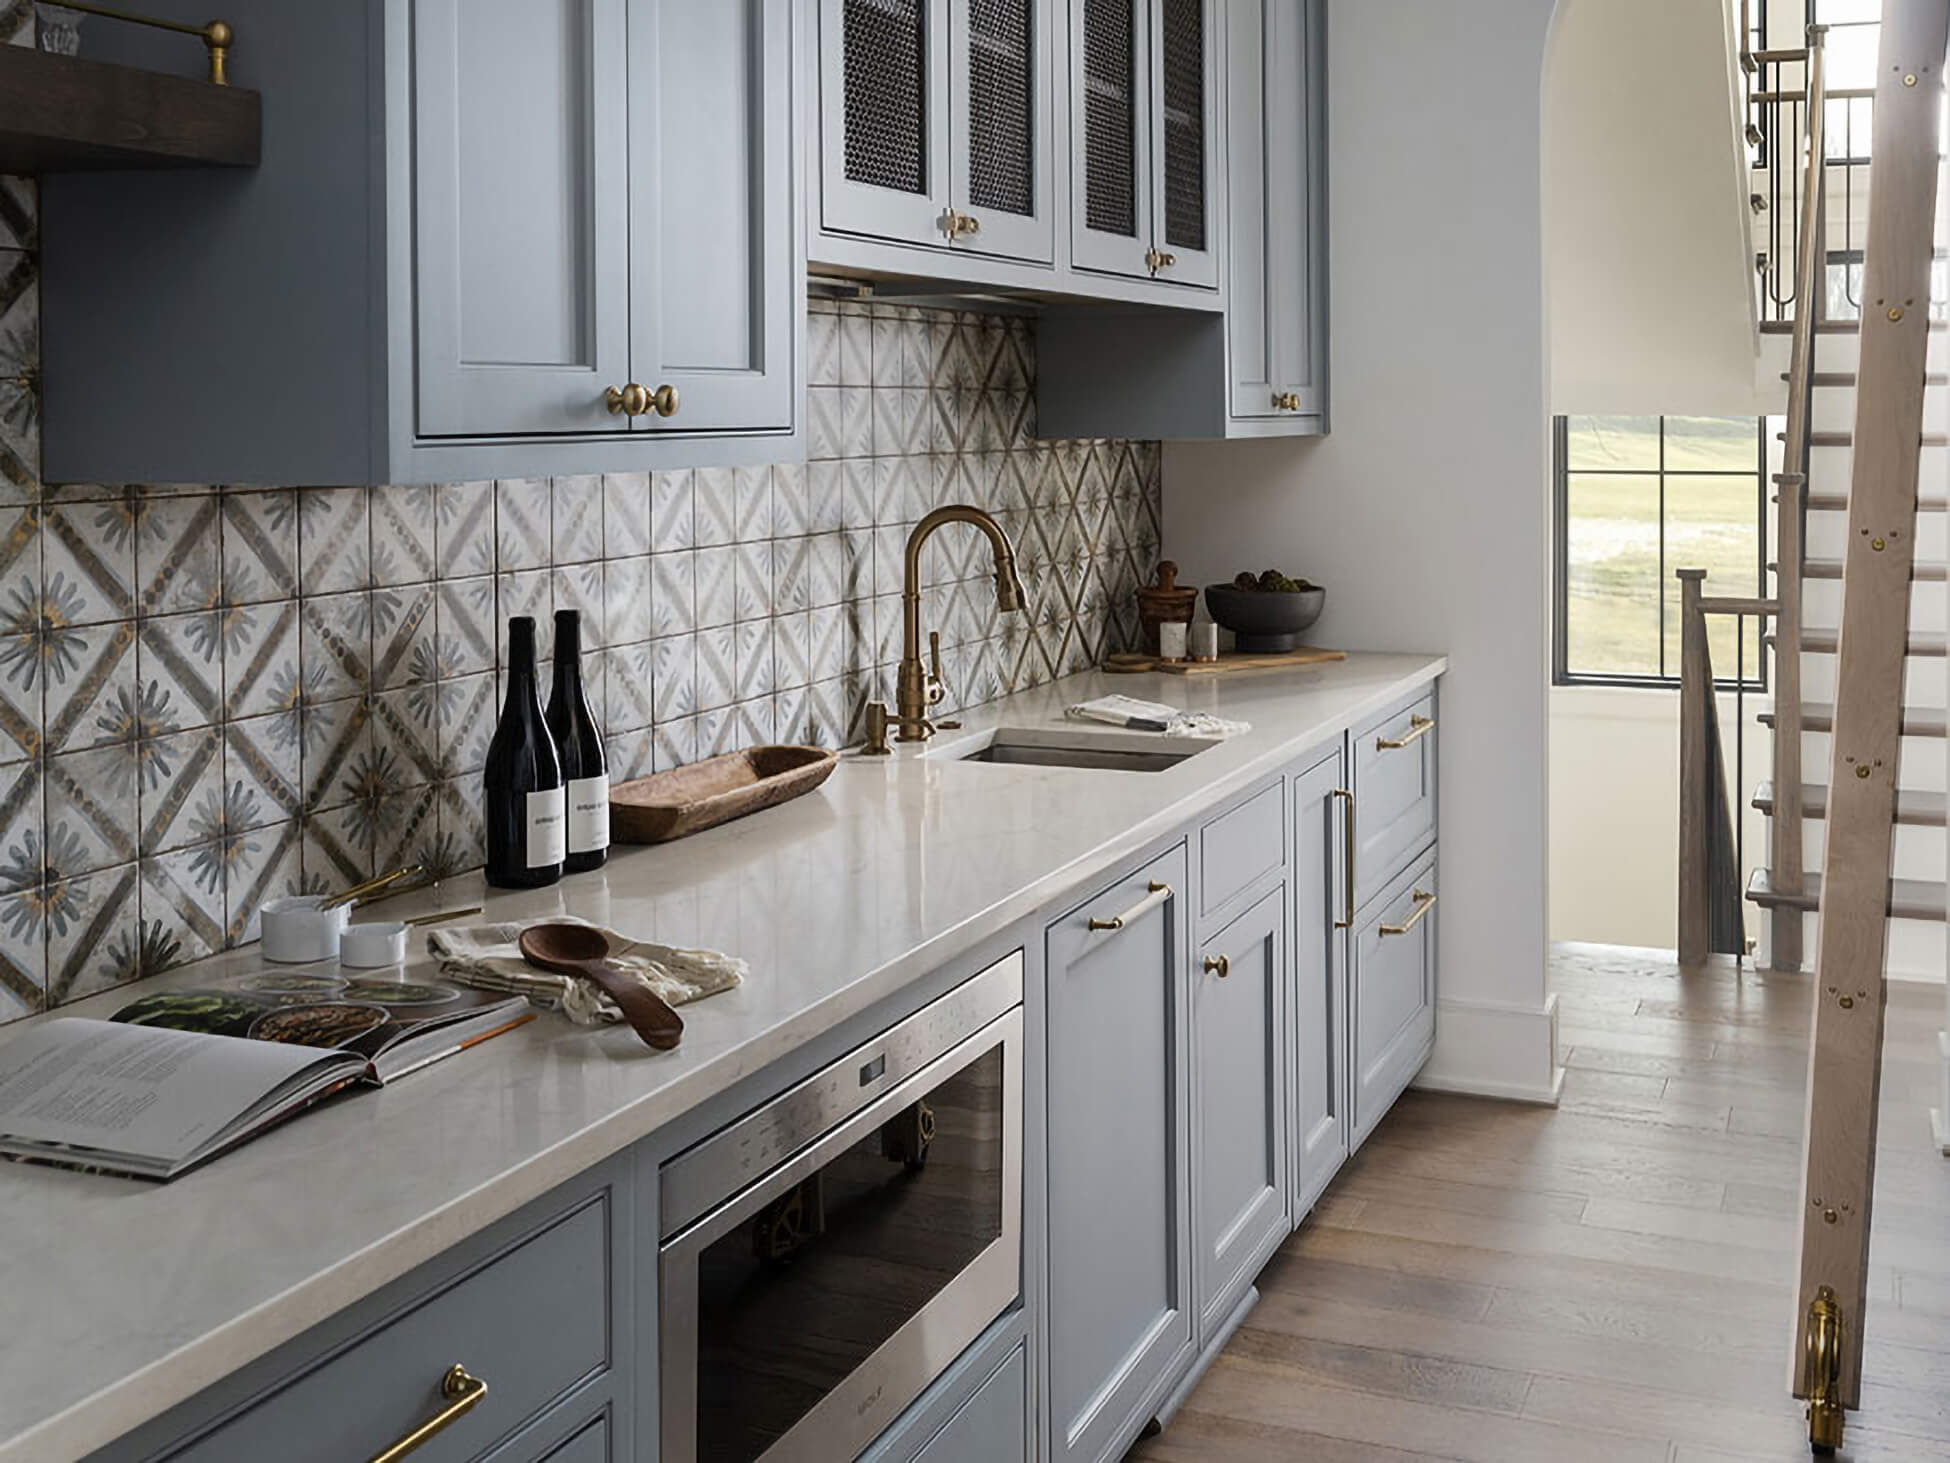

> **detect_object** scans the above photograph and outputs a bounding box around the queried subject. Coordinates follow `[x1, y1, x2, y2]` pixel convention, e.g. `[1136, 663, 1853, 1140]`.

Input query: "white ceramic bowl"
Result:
[339, 921, 409, 969]
[259, 896, 349, 964]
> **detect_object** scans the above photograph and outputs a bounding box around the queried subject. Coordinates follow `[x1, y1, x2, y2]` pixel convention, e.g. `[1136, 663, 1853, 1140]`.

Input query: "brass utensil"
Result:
[517, 923, 685, 1051]
[405, 906, 482, 929]
[320, 863, 424, 911]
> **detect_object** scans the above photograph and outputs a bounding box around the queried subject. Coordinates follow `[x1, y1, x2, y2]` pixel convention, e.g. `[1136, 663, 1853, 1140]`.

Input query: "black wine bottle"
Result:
[483, 616, 565, 889]
[546, 608, 610, 874]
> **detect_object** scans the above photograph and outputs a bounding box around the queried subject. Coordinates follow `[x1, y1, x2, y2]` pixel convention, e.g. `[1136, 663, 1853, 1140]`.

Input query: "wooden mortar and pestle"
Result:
[1135, 561, 1198, 656]
[518, 923, 685, 1051]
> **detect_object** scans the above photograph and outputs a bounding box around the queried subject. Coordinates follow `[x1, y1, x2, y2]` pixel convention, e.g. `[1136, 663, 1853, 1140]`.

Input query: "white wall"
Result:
[1550, 685, 1773, 948]
[1163, 0, 1564, 1104]
[1546, 0, 1764, 417]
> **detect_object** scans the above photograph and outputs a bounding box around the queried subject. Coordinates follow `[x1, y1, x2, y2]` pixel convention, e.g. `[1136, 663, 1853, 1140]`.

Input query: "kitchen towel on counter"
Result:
[1065, 695, 1251, 740]
[428, 918, 745, 1028]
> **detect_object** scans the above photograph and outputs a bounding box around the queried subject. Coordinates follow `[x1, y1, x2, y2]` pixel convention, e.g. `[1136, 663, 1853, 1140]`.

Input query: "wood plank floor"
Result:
[1129, 943, 1950, 1463]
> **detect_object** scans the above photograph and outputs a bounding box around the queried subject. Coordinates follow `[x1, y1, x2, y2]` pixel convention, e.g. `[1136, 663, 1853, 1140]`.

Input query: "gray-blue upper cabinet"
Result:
[1043, 845, 1193, 1463]
[815, 0, 1057, 264]
[1224, 0, 1326, 433]
[1069, 0, 1219, 290]
[38, 0, 800, 487]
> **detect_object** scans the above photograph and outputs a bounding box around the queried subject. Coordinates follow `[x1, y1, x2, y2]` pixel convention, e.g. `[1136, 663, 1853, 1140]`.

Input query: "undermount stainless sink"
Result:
[933, 728, 1214, 773]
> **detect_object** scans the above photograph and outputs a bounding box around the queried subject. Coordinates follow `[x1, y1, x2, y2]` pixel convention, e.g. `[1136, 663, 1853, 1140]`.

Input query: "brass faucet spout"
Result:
[893, 505, 1025, 742]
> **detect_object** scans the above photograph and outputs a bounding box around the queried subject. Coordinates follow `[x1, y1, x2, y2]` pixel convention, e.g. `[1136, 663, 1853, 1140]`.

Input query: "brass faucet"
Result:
[864, 505, 1026, 749]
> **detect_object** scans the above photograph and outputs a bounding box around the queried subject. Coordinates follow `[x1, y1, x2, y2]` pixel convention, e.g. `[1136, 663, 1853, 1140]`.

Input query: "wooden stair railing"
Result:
[1788, 1, 1948, 1453]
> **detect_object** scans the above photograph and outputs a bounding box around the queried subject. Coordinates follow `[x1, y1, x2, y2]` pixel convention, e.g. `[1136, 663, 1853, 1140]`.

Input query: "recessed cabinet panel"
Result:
[1153, 0, 1216, 287]
[630, 0, 796, 432]
[414, 0, 632, 438]
[821, 0, 954, 245]
[1044, 845, 1192, 1463]
[1290, 748, 1350, 1215]
[1352, 852, 1438, 1149]
[1192, 887, 1288, 1342]
[1353, 692, 1438, 912]
[1071, 0, 1151, 276]
[951, 0, 1057, 262]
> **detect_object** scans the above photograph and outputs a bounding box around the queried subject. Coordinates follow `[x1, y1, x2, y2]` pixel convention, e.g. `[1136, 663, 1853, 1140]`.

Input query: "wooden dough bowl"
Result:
[611, 745, 840, 844]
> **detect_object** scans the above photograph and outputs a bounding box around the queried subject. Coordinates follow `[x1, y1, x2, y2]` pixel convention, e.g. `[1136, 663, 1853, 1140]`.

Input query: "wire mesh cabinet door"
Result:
[949, 0, 1057, 263]
[1069, 0, 1154, 277]
[1149, 0, 1218, 287]
[820, 0, 955, 246]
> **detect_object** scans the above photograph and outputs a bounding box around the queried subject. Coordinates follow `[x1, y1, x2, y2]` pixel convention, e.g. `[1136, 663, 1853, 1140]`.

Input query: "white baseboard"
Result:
[1413, 992, 1562, 1105]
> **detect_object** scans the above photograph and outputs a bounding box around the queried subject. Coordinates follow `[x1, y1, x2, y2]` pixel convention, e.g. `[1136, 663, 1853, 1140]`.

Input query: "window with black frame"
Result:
[1552, 415, 1770, 690]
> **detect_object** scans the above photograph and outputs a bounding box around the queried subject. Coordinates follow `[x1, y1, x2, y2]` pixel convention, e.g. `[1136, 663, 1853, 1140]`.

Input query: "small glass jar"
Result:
[1190, 622, 1220, 662]
[1158, 620, 1189, 662]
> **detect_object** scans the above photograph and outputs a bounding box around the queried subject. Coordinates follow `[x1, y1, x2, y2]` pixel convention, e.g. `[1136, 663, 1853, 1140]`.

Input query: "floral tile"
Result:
[137, 611, 223, 731]
[137, 728, 224, 856]
[696, 625, 735, 712]
[372, 581, 437, 689]
[0, 248, 31, 379]
[42, 502, 134, 626]
[371, 484, 438, 587]
[374, 783, 438, 875]
[773, 611, 811, 694]
[808, 305, 840, 388]
[733, 697, 776, 749]
[602, 641, 654, 734]
[370, 683, 441, 790]
[773, 536, 810, 616]
[650, 469, 694, 553]
[695, 706, 734, 760]
[649, 551, 695, 639]
[298, 488, 372, 594]
[495, 478, 551, 570]
[435, 575, 497, 679]
[221, 599, 301, 718]
[44, 741, 136, 878]
[0, 177, 34, 252]
[838, 304, 872, 386]
[138, 842, 226, 967]
[551, 475, 604, 563]
[692, 467, 737, 548]
[302, 804, 375, 890]
[734, 619, 776, 700]
[133, 493, 222, 615]
[775, 684, 809, 746]
[806, 461, 846, 535]
[553, 561, 605, 650]
[602, 555, 651, 648]
[224, 711, 303, 832]
[733, 466, 774, 543]
[651, 634, 695, 723]
[494, 569, 551, 641]
[0, 887, 45, 1018]
[298, 591, 372, 704]
[607, 727, 654, 781]
[650, 715, 695, 773]
[221, 489, 300, 606]
[0, 753, 39, 891]
[0, 379, 36, 505]
[734, 540, 774, 622]
[299, 694, 370, 813]
[809, 604, 847, 684]
[435, 673, 495, 779]
[431, 780, 485, 877]
[223, 818, 303, 944]
[44, 862, 143, 1006]
[436, 480, 496, 577]
[603, 472, 651, 558]
[773, 463, 809, 537]
[694, 546, 735, 630]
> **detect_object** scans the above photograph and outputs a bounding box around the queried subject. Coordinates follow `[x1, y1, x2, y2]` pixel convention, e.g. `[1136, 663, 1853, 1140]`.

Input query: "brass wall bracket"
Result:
[49, 2, 233, 85]
[1802, 1286, 1845, 1454]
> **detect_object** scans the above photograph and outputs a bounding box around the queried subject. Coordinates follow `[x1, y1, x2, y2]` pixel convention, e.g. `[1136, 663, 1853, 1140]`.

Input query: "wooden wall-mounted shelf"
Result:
[0, 44, 258, 172]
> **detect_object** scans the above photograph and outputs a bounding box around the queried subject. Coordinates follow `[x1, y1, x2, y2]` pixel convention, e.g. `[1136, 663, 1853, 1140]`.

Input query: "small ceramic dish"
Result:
[259, 896, 350, 964]
[339, 921, 410, 969]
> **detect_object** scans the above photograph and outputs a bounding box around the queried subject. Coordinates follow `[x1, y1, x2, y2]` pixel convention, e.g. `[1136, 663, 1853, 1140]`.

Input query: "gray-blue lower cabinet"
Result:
[1191, 884, 1289, 1344]
[1351, 847, 1439, 1151]
[1042, 844, 1194, 1463]
[1290, 745, 1351, 1215]
[909, 1344, 1029, 1463]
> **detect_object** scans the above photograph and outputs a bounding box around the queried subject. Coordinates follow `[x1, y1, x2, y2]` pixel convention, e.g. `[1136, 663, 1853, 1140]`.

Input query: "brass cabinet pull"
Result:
[941, 209, 983, 240]
[1272, 391, 1302, 412]
[1145, 247, 1178, 275]
[1378, 889, 1437, 938]
[368, 1365, 487, 1463]
[1376, 713, 1435, 752]
[605, 384, 680, 418]
[1331, 788, 1355, 930]
[1088, 880, 1173, 932]
[1202, 953, 1230, 978]
[605, 382, 651, 417]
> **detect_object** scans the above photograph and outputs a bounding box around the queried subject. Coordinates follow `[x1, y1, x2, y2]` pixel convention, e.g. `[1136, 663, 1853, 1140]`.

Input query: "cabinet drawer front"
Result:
[1352, 692, 1437, 910]
[170, 1193, 611, 1463]
[1198, 778, 1283, 922]
[1351, 852, 1437, 1148]
[913, 1345, 1027, 1463]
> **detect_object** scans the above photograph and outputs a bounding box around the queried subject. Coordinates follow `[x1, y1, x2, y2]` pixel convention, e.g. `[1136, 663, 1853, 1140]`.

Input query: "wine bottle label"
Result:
[526, 787, 567, 868]
[566, 775, 610, 854]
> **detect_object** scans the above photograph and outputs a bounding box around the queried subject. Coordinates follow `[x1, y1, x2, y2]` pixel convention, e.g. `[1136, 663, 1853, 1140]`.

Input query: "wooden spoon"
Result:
[517, 923, 685, 1051]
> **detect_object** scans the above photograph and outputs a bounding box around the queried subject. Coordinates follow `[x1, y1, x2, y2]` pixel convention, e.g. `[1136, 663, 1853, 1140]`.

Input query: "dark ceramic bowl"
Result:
[1203, 584, 1326, 653]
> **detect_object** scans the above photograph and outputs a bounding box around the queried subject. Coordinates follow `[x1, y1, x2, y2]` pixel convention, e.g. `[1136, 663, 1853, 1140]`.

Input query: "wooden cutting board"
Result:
[1103, 646, 1347, 677]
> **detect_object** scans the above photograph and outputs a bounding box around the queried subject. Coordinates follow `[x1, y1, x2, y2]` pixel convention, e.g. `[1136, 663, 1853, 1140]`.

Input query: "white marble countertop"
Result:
[0, 654, 1443, 1463]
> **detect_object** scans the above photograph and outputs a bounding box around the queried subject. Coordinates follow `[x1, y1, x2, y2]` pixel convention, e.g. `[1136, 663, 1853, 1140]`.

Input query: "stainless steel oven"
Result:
[659, 953, 1024, 1462]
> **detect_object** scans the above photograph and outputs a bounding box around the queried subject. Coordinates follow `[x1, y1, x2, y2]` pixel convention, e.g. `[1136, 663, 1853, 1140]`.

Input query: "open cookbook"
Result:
[0, 973, 532, 1181]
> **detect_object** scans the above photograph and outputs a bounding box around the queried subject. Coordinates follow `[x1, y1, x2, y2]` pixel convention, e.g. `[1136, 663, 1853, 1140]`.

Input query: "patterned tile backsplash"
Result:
[0, 162, 1160, 1020]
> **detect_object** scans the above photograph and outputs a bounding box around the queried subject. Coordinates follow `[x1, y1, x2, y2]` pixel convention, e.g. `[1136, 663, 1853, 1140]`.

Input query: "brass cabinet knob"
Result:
[941, 210, 983, 240]
[649, 383, 680, 417]
[1272, 391, 1302, 412]
[605, 382, 651, 417]
[1203, 954, 1230, 978]
[959, 213, 981, 237]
